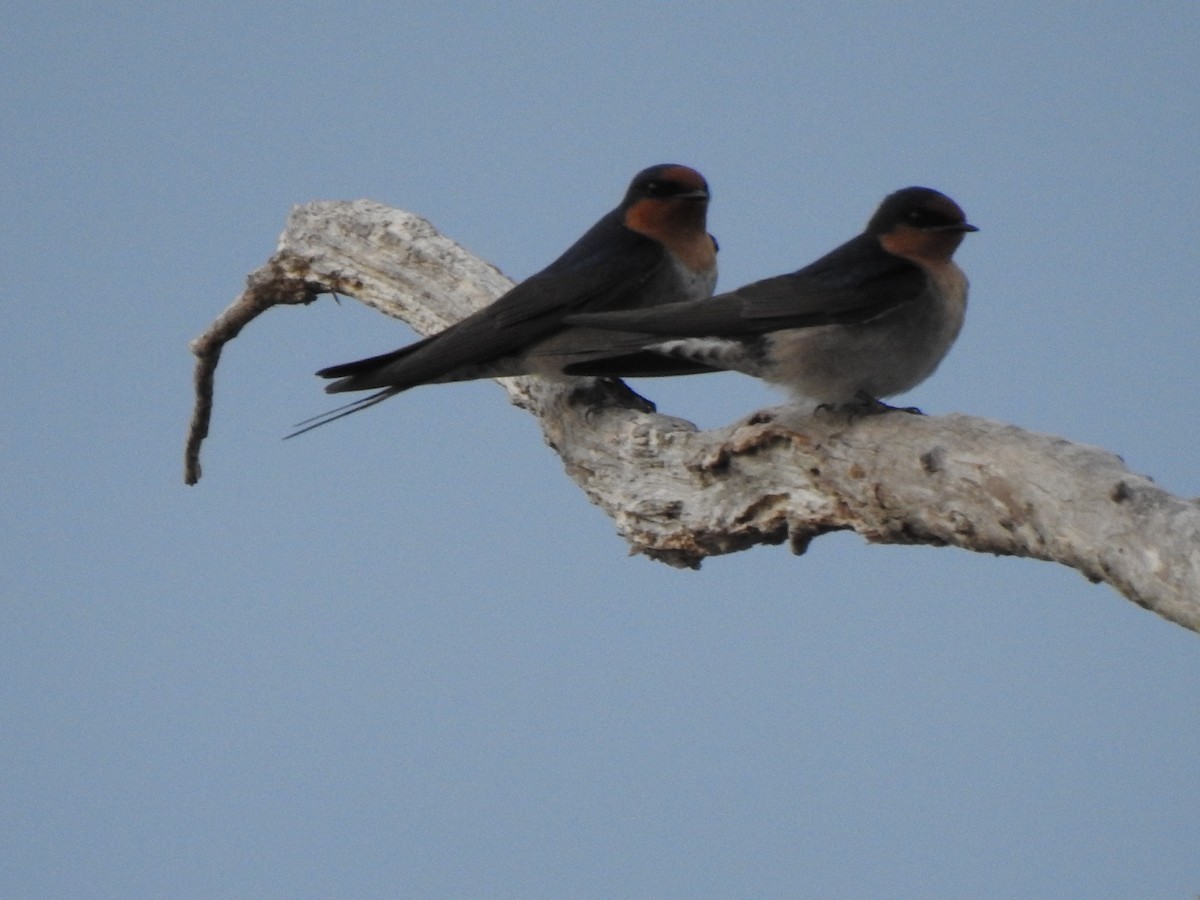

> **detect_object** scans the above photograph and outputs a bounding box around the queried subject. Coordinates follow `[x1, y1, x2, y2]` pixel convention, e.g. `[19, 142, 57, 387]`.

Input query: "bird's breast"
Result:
[666, 246, 719, 303]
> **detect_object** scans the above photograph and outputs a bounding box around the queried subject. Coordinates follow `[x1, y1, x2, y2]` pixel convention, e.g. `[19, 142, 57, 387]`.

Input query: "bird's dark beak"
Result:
[956, 223, 980, 233]
[677, 189, 709, 201]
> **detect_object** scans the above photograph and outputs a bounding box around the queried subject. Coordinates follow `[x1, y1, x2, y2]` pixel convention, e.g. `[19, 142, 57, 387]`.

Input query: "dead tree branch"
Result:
[186, 200, 1200, 634]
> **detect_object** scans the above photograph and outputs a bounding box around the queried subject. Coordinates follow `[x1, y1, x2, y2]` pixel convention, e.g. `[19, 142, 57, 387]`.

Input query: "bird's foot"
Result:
[816, 392, 924, 418]
[569, 377, 657, 414]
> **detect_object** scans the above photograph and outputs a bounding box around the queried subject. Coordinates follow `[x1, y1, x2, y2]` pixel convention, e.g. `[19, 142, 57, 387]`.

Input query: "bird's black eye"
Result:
[906, 206, 959, 229]
[636, 175, 707, 201]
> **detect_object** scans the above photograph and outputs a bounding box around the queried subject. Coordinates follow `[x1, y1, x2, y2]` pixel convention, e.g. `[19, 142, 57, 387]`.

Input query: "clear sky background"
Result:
[4, 3, 1199, 898]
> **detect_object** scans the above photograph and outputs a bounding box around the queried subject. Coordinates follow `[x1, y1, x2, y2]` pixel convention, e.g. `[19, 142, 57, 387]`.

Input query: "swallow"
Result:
[561, 186, 977, 409]
[288, 164, 717, 435]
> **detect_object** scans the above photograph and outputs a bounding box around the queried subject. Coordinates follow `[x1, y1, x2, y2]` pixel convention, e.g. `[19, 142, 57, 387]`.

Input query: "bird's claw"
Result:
[815, 392, 924, 419]
[570, 377, 657, 414]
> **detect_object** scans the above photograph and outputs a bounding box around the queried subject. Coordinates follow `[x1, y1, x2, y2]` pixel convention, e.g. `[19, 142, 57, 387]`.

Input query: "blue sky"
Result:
[4, 3, 1199, 897]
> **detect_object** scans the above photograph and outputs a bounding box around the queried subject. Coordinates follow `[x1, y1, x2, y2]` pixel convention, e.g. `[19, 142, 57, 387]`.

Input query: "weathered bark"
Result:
[186, 200, 1200, 634]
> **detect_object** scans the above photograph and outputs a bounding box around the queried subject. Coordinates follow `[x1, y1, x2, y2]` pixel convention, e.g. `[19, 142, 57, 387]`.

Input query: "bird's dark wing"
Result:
[488, 210, 670, 326]
[317, 214, 669, 393]
[562, 351, 725, 378]
[564, 237, 925, 336]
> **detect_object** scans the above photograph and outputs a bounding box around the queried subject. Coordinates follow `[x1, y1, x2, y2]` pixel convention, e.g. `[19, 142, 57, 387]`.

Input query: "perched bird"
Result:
[290, 164, 717, 435]
[562, 186, 977, 409]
